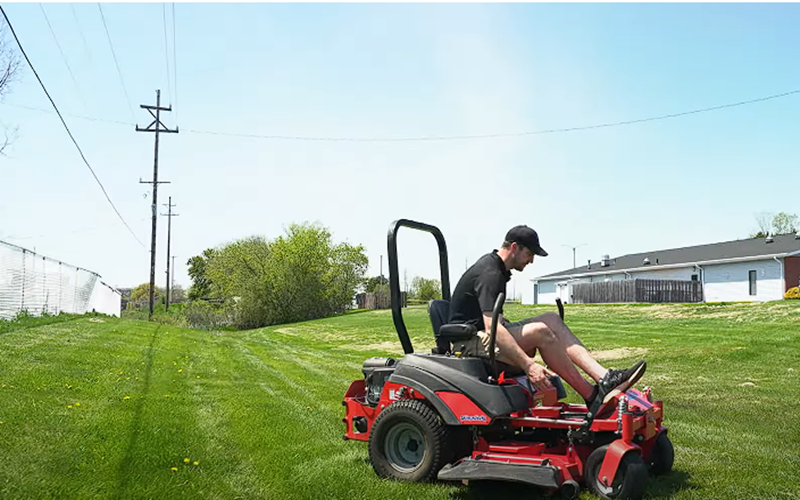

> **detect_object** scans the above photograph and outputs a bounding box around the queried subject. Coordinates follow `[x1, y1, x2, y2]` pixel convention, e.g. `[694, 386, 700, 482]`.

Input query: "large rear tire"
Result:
[368, 399, 449, 482]
[584, 445, 649, 500]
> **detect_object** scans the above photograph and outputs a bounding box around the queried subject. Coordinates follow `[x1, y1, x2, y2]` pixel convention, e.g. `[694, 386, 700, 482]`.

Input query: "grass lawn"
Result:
[0, 301, 798, 499]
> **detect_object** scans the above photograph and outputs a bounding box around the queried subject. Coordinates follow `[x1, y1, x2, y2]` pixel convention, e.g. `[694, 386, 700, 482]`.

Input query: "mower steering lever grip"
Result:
[488, 292, 505, 382]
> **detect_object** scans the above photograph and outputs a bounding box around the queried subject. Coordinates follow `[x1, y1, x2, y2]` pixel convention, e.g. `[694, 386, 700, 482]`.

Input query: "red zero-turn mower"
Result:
[342, 220, 674, 500]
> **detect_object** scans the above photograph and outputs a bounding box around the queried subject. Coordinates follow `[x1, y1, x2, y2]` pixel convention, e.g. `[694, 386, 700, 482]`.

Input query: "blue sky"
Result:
[1, 2, 798, 303]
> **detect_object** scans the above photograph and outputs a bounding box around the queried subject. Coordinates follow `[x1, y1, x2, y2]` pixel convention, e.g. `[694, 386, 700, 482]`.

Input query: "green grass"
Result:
[0, 301, 798, 499]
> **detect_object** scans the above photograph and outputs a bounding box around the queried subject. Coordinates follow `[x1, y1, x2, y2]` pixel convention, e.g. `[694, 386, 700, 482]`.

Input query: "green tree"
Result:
[772, 212, 798, 235]
[186, 248, 217, 300]
[363, 275, 389, 293]
[750, 211, 799, 238]
[128, 283, 165, 309]
[411, 277, 442, 302]
[205, 223, 368, 328]
[170, 284, 187, 304]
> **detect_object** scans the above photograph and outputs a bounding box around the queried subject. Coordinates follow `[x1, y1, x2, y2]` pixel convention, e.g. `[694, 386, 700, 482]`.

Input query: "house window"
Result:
[749, 270, 757, 296]
[691, 274, 698, 281]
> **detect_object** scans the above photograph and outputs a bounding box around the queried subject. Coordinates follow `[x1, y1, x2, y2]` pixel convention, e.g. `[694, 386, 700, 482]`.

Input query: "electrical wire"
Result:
[185, 89, 800, 142]
[162, 2, 172, 105]
[4, 102, 132, 125]
[69, 3, 92, 63]
[4, 218, 150, 241]
[0, 5, 147, 250]
[97, 3, 136, 122]
[3, 89, 798, 143]
[172, 2, 178, 124]
[39, 3, 86, 109]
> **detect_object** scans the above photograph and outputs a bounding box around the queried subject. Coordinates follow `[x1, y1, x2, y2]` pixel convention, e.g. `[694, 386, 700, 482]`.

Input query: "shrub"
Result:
[784, 287, 800, 300]
[183, 300, 234, 330]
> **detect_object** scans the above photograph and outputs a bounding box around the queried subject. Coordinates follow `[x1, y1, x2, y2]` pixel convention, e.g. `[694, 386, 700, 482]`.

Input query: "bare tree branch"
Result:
[0, 23, 21, 155]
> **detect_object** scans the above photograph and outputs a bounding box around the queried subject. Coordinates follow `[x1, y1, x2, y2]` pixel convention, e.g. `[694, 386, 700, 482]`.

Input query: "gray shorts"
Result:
[460, 317, 539, 365]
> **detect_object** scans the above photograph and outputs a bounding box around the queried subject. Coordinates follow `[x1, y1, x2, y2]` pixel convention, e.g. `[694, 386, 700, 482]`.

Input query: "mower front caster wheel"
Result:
[584, 445, 649, 500]
[648, 432, 674, 476]
[368, 399, 449, 482]
[560, 479, 580, 499]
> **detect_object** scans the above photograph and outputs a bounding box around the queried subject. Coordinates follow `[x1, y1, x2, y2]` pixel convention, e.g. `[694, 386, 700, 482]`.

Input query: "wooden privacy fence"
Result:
[355, 291, 407, 309]
[571, 279, 703, 304]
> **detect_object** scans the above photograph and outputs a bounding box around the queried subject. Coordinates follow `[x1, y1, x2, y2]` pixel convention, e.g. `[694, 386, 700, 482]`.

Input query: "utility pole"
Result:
[161, 196, 178, 310]
[380, 255, 383, 281]
[561, 243, 587, 270]
[137, 89, 178, 319]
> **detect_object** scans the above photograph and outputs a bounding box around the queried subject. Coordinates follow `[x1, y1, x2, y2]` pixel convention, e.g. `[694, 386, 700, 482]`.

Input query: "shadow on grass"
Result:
[113, 324, 161, 500]
[446, 470, 695, 500]
[646, 469, 696, 498]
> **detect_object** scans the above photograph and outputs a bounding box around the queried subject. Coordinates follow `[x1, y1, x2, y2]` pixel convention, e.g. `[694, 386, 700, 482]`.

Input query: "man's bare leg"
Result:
[523, 312, 607, 381]
[515, 322, 595, 401]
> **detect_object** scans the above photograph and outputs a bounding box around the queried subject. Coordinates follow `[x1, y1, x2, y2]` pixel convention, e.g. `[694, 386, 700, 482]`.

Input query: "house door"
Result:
[556, 283, 569, 303]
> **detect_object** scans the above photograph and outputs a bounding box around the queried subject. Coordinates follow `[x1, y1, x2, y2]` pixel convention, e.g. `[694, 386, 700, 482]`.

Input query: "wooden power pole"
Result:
[161, 196, 178, 310]
[137, 89, 178, 319]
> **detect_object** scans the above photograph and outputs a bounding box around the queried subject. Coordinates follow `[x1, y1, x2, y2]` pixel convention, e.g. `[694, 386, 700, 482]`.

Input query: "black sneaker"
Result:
[598, 360, 647, 404]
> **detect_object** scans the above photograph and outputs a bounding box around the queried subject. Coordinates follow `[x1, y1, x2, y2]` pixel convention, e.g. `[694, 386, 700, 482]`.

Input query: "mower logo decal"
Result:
[459, 414, 488, 423]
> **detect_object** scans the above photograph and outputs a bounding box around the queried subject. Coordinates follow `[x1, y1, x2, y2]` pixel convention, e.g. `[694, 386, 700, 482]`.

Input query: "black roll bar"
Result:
[387, 219, 451, 354]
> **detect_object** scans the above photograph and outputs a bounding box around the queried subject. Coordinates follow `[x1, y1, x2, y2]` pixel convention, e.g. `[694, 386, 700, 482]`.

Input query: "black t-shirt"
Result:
[449, 250, 511, 329]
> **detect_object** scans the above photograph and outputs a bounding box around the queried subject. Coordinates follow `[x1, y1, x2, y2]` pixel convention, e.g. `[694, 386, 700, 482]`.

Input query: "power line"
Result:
[4, 218, 149, 241]
[70, 3, 92, 63]
[97, 3, 136, 122]
[162, 3, 172, 105]
[172, 2, 178, 124]
[3, 102, 132, 125]
[186, 89, 800, 142]
[39, 3, 87, 109]
[4, 88, 799, 143]
[0, 5, 147, 250]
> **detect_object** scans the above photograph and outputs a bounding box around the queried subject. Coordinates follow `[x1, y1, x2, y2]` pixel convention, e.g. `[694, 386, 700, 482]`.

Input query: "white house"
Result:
[531, 233, 800, 304]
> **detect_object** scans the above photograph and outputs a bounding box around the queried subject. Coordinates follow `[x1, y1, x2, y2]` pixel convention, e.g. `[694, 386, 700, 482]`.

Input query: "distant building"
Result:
[532, 233, 800, 304]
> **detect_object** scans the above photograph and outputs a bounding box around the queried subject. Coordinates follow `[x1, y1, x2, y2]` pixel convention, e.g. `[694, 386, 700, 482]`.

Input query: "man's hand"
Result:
[525, 362, 555, 393]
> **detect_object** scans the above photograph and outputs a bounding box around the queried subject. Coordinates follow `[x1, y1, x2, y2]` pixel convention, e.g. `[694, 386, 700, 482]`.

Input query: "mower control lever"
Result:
[487, 292, 505, 383]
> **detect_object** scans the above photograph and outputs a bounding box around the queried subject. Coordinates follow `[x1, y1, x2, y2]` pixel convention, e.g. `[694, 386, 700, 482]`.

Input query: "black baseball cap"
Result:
[505, 225, 548, 256]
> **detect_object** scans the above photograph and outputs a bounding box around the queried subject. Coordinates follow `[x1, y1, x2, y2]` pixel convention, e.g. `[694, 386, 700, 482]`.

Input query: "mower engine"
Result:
[361, 357, 395, 407]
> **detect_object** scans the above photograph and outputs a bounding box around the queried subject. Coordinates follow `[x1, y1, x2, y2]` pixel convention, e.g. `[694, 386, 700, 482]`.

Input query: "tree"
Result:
[772, 212, 798, 235]
[129, 283, 165, 309]
[410, 277, 442, 302]
[1, 23, 21, 155]
[750, 211, 798, 238]
[204, 222, 368, 328]
[186, 248, 217, 300]
[170, 284, 187, 303]
[363, 275, 389, 293]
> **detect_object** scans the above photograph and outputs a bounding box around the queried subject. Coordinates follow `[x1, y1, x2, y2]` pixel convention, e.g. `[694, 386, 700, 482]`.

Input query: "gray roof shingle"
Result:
[537, 233, 800, 280]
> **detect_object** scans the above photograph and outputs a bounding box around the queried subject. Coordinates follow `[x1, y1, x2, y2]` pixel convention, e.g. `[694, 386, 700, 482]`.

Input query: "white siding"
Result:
[703, 259, 783, 302]
[631, 267, 696, 281]
[537, 280, 558, 305]
[535, 259, 784, 303]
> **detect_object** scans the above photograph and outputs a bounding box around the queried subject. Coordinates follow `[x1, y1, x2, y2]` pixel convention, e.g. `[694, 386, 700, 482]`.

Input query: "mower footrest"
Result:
[438, 458, 560, 488]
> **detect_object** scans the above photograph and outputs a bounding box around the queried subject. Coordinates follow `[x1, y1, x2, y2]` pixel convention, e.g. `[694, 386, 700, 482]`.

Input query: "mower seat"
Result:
[428, 299, 475, 354]
[428, 299, 528, 378]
